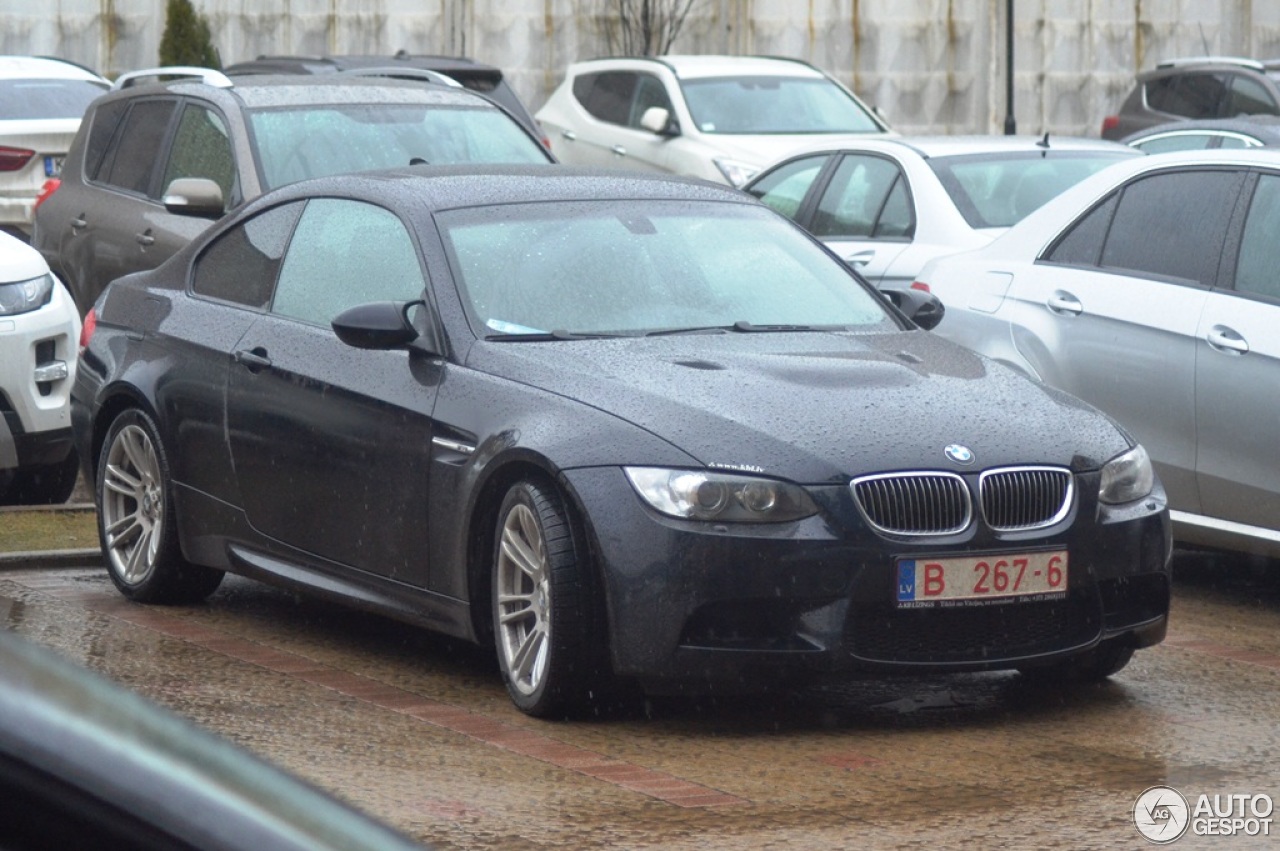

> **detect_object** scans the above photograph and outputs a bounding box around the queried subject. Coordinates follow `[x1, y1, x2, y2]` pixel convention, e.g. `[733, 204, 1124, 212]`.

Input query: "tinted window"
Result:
[272, 200, 424, 326]
[99, 100, 177, 195]
[1044, 194, 1118, 266]
[811, 155, 912, 239]
[1100, 170, 1243, 285]
[192, 202, 302, 308]
[630, 74, 672, 128]
[161, 104, 235, 207]
[572, 72, 636, 125]
[746, 155, 830, 220]
[1145, 73, 1227, 118]
[83, 99, 130, 180]
[1226, 74, 1278, 116]
[1235, 174, 1280, 299]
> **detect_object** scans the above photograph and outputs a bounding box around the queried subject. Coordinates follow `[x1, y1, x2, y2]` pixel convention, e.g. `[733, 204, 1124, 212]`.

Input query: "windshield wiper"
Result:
[646, 321, 842, 337]
[485, 330, 628, 342]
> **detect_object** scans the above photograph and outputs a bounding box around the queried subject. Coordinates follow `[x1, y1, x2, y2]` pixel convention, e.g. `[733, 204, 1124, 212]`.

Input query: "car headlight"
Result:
[625, 467, 819, 523]
[1099, 444, 1154, 505]
[712, 157, 760, 188]
[0, 273, 54, 316]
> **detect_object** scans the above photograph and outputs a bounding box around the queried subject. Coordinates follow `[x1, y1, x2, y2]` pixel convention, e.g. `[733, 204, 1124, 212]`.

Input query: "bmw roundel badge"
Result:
[944, 444, 975, 465]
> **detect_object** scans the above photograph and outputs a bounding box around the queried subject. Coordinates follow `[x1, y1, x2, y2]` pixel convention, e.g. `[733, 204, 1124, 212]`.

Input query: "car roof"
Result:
[108, 72, 500, 110]
[570, 54, 825, 80]
[249, 164, 751, 213]
[1122, 116, 1280, 144]
[0, 54, 106, 82]
[749, 134, 1137, 168]
[226, 53, 503, 77]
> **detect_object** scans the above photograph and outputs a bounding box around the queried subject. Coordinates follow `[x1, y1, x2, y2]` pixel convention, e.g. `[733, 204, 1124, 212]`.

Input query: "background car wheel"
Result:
[1020, 641, 1134, 684]
[97, 408, 223, 604]
[0, 451, 79, 505]
[492, 480, 607, 718]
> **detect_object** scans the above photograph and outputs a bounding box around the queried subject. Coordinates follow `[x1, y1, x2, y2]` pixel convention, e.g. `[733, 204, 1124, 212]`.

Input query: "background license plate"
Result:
[44, 155, 63, 177]
[897, 550, 1067, 605]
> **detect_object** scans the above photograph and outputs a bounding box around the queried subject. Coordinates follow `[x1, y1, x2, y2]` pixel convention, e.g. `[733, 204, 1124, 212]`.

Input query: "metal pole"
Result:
[1004, 0, 1016, 134]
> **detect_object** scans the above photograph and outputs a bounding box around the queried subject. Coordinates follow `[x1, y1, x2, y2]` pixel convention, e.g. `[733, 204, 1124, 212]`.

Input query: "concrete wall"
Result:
[10, 0, 1280, 136]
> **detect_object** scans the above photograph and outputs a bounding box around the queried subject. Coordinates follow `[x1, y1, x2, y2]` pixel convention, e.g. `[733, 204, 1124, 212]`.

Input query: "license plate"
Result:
[44, 155, 63, 177]
[896, 550, 1067, 608]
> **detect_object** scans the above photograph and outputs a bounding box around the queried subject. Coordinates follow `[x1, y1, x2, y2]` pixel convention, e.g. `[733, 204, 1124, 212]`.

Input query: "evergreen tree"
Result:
[159, 0, 220, 69]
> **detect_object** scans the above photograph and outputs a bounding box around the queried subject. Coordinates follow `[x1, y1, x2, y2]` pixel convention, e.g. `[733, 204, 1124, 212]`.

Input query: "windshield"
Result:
[928, 150, 1135, 228]
[0, 78, 107, 120]
[680, 76, 880, 134]
[250, 103, 549, 189]
[440, 200, 896, 338]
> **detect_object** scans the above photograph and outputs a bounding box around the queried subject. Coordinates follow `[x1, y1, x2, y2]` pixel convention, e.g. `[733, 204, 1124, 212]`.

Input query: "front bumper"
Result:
[561, 467, 1172, 689]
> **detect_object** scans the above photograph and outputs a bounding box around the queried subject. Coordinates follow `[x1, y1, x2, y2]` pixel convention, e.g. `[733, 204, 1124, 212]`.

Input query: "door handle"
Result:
[1046, 291, 1083, 315]
[1206, 325, 1249, 355]
[136, 231, 155, 247]
[233, 347, 272, 371]
[561, 129, 576, 141]
[71, 215, 87, 230]
[611, 145, 627, 157]
[844, 249, 875, 267]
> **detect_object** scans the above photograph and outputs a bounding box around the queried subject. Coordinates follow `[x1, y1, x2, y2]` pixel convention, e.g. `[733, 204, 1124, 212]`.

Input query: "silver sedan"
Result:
[743, 135, 1139, 287]
[916, 148, 1280, 558]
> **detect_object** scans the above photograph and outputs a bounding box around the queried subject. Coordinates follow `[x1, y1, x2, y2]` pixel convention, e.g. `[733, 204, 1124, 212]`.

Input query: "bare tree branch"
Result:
[603, 0, 702, 56]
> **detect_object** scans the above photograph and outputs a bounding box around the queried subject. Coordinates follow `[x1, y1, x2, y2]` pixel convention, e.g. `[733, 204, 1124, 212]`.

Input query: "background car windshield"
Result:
[441, 201, 895, 336]
[680, 76, 880, 134]
[0, 79, 107, 119]
[250, 103, 547, 188]
[928, 151, 1132, 228]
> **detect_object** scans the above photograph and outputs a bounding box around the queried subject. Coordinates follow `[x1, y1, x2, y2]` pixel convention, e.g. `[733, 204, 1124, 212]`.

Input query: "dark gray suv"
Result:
[1101, 57, 1280, 140]
[33, 67, 554, 314]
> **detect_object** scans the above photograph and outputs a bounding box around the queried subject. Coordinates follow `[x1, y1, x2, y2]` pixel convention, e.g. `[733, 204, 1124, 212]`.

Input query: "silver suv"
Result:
[33, 67, 554, 314]
[1101, 56, 1280, 140]
[536, 55, 890, 187]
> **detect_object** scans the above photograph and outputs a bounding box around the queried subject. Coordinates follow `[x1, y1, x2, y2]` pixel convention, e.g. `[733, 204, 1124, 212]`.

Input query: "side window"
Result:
[272, 199, 425, 326]
[876, 176, 914, 238]
[1234, 175, 1280, 300]
[1043, 194, 1118, 267]
[191, 202, 302, 308]
[745, 155, 830, 221]
[97, 100, 177, 195]
[1226, 74, 1278, 116]
[1146, 73, 1227, 119]
[83, 99, 130, 181]
[811, 155, 910, 240]
[161, 104, 236, 208]
[573, 72, 637, 125]
[629, 74, 673, 129]
[1100, 170, 1243, 286]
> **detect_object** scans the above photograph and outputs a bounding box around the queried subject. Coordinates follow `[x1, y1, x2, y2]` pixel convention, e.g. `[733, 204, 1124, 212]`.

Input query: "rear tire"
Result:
[0, 451, 79, 505]
[491, 479, 608, 718]
[97, 408, 223, 604]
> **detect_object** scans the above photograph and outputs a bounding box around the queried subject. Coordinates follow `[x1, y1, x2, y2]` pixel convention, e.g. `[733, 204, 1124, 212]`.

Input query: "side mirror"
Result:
[640, 106, 678, 137]
[161, 177, 225, 219]
[880, 287, 945, 331]
[333, 301, 421, 350]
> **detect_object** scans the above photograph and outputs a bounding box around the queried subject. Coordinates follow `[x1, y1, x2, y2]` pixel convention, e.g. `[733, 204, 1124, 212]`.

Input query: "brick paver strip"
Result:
[28, 578, 747, 808]
[1163, 634, 1280, 670]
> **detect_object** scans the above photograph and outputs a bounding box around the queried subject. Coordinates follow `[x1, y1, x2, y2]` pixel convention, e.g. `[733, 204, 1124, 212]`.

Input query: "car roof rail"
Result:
[1156, 56, 1265, 71]
[112, 66, 234, 91]
[336, 67, 462, 87]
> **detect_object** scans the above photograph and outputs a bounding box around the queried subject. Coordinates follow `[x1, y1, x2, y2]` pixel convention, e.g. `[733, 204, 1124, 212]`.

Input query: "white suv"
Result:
[0, 230, 80, 504]
[535, 55, 891, 187]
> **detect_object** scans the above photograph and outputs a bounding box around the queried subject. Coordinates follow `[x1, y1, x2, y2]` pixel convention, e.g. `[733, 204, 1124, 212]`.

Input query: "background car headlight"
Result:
[625, 467, 818, 522]
[0, 273, 54, 316]
[712, 157, 761, 188]
[1099, 444, 1154, 505]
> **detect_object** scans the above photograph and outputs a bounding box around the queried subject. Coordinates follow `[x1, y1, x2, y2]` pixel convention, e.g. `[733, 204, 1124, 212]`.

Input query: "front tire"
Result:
[492, 480, 607, 717]
[1, 450, 79, 505]
[97, 408, 223, 604]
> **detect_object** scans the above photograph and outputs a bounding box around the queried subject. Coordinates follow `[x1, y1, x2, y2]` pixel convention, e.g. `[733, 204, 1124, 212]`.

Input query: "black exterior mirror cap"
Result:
[332, 300, 423, 350]
[879, 287, 945, 331]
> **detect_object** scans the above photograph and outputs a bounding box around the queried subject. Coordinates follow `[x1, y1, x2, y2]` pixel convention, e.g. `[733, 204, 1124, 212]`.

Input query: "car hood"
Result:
[698, 133, 887, 171]
[466, 331, 1128, 484]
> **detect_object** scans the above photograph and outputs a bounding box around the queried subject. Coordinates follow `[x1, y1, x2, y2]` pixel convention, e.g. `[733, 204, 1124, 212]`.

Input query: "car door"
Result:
[225, 197, 442, 584]
[1000, 168, 1246, 513]
[804, 153, 913, 284]
[555, 70, 668, 172]
[1194, 171, 1280, 531]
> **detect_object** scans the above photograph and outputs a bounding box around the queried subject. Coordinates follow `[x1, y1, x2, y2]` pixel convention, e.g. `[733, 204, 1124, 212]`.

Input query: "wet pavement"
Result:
[3, 549, 1279, 849]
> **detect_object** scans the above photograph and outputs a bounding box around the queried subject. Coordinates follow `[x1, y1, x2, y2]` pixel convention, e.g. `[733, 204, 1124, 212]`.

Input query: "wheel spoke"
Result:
[511, 625, 546, 684]
[105, 513, 142, 547]
[501, 524, 543, 582]
[497, 592, 536, 624]
[122, 522, 153, 583]
[120, 428, 153, 481]
[104, 462, 142, 496]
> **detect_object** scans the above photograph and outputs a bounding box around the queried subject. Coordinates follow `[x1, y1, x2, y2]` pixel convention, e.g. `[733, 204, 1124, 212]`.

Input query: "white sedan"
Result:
[0, 56, 108, 238]
[743, 135, 1139, 287]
